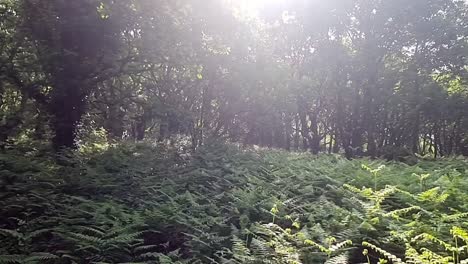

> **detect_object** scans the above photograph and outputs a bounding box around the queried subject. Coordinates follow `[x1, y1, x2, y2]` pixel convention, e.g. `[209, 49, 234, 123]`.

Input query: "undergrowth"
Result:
[0, 143, 467, 263]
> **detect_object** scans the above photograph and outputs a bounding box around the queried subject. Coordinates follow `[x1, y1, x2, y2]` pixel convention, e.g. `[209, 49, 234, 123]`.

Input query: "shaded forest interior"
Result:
[1, 0, 467, 157]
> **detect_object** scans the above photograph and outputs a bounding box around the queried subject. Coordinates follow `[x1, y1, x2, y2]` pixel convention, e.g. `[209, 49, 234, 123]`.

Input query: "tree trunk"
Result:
[50, 81, 85, 150]
[332, 128, 340, 153]
[284, 113, 292, 151]
[309, 110, 320, 154]
[411, 112, 420, 154]
[105, 86, 125, 140]
[294, 114, 300, 150]
[33, 108, 48, 140]
[135, 116, 146, 141]
[158, 113, 169, 142]
[350, 85, 363, 157]
[297, 98, 311, 151]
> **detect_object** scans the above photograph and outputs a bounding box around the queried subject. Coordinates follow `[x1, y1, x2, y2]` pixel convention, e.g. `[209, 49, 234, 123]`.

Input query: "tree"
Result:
[22, 0, 123, 149]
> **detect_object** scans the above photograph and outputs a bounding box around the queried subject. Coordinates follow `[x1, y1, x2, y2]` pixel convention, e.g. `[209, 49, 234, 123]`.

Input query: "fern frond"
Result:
[362, 241, 404, 264]
[329, 240, 353, 252]
[0, 229, 22, 240]
[0, 255, 24, 264]
[23, 252, 59, 262]
[325, 253, 350, 264]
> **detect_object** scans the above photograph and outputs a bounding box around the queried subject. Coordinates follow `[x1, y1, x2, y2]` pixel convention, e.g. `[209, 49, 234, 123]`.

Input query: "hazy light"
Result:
[225, 0, 287, 18]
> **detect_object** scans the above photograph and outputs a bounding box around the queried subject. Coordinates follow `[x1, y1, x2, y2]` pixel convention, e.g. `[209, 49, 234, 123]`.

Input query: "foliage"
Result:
[0, 143, 467, 263]
[2, 0, 468, 263]
[1, 0, 467, 156]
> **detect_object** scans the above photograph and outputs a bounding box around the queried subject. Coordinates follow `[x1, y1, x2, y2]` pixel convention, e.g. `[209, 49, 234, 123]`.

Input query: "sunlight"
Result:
[226, 0, 286, 18]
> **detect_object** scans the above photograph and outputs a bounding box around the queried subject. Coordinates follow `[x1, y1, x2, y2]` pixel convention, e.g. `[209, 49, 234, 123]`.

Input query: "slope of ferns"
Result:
[0, 142, 467, 263]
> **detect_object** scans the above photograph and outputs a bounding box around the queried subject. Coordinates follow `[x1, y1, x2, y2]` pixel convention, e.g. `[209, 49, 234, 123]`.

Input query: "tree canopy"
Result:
[1, 0, 467, 157]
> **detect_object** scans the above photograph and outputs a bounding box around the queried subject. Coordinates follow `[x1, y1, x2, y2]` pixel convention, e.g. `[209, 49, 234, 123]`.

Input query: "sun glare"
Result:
[227, 0, 286, 18]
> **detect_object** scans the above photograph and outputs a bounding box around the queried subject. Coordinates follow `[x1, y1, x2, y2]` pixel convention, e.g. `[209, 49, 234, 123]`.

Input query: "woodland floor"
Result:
[0, 143, 467, 264]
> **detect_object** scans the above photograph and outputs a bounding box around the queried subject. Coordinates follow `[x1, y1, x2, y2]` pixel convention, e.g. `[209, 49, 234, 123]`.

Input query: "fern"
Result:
[362, 241, 404, 264]
[1, 143, 467, 263]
